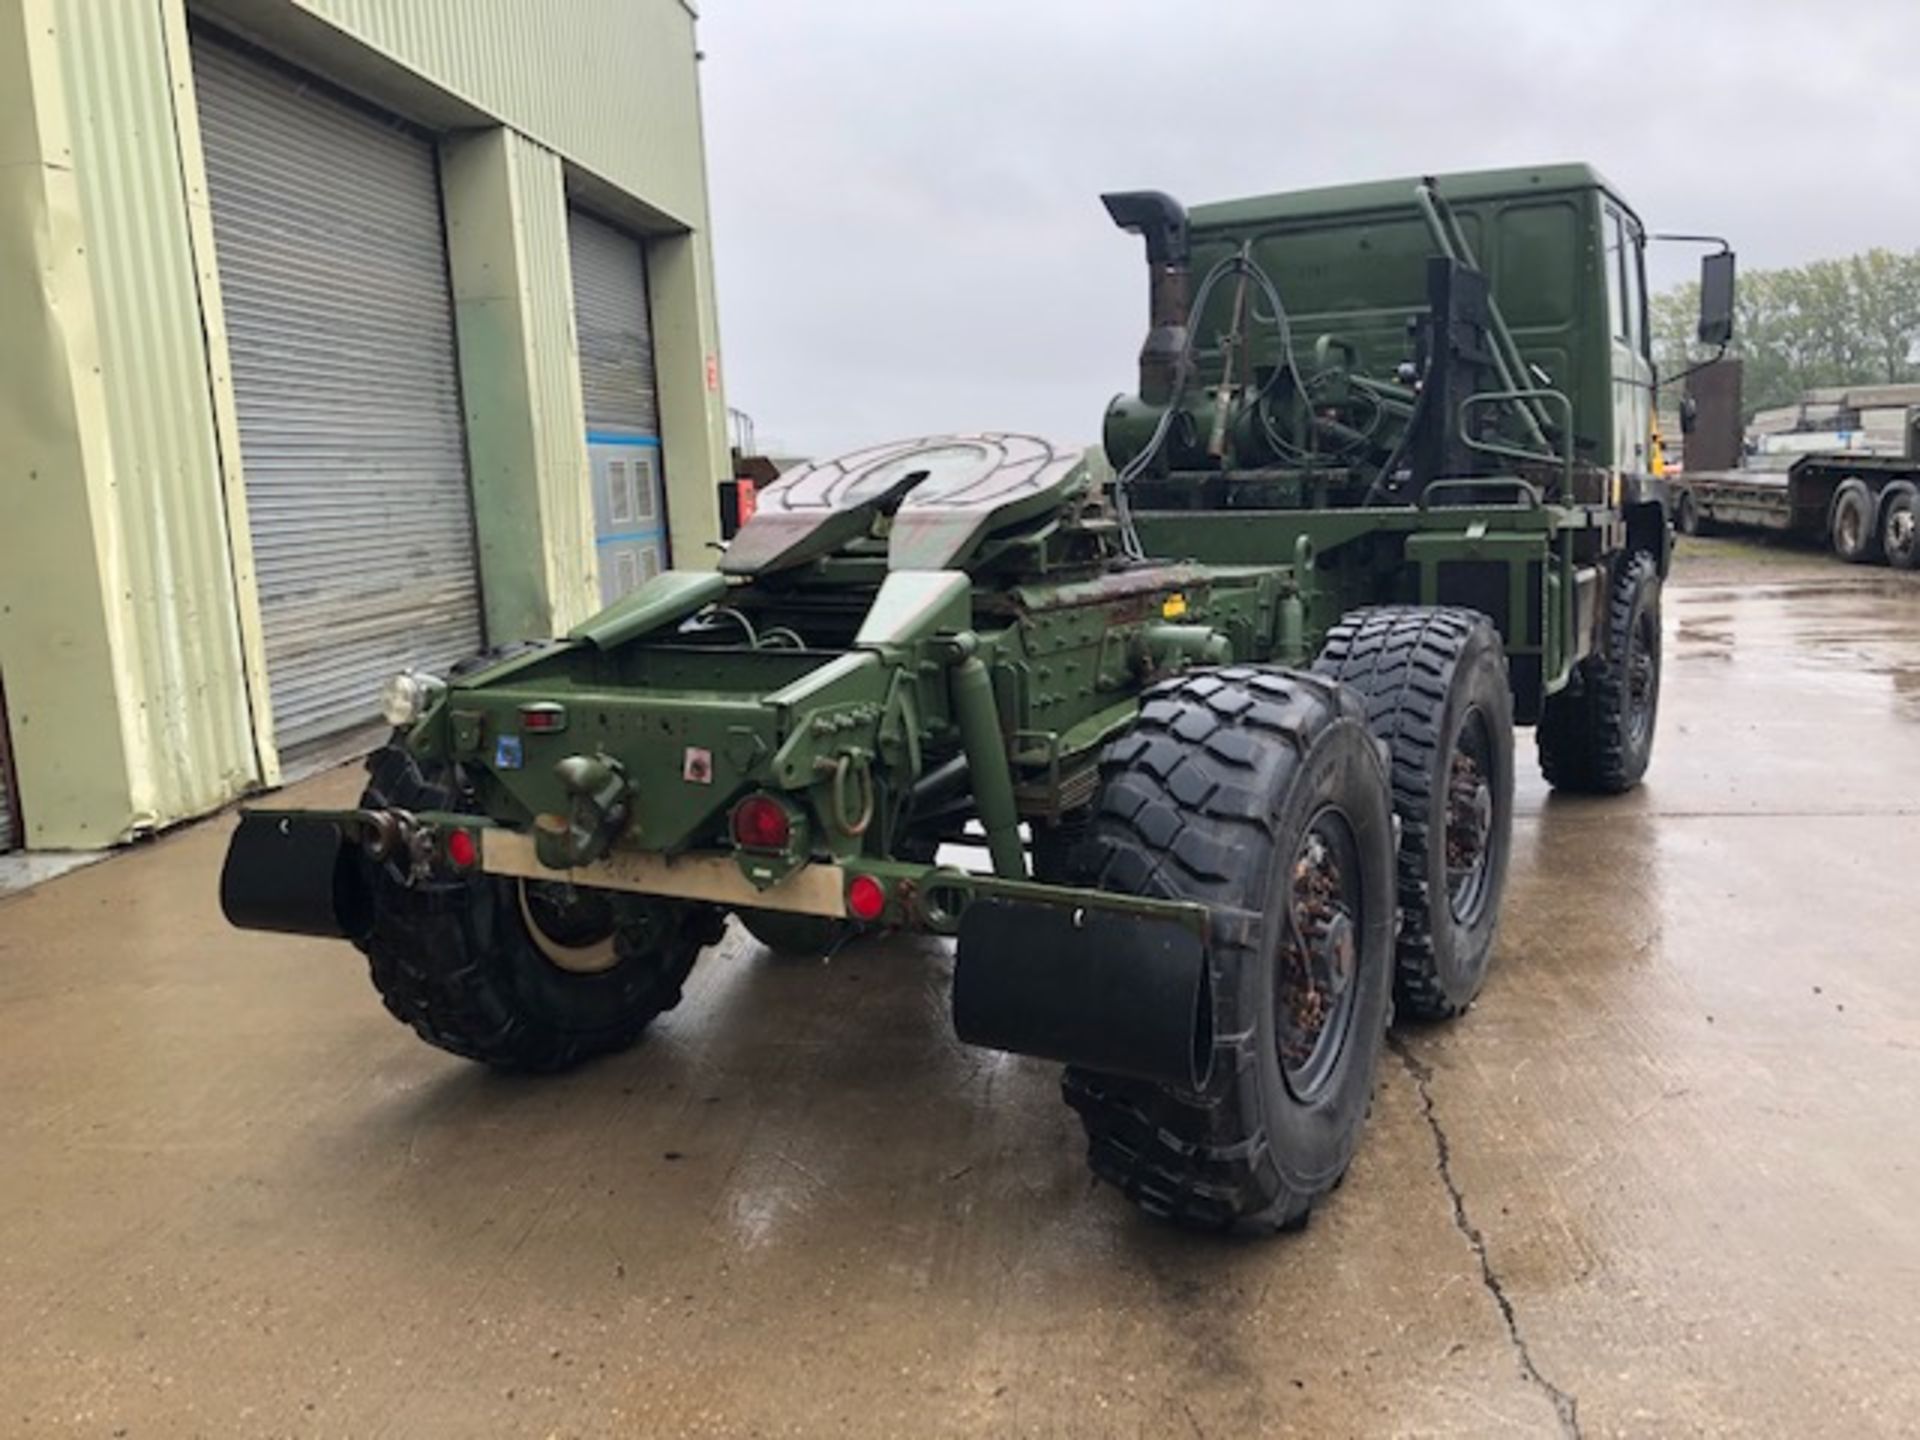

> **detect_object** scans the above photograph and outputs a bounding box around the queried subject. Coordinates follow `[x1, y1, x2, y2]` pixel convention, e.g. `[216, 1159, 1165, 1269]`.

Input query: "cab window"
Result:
[1603, 207, 1628, 344]
[1623, 218, 1648, 358]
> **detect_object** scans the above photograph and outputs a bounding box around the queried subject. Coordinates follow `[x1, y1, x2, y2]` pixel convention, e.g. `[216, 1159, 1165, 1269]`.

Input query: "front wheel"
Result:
[356, 744, 721, 1071]
[1061, 668, 1396, 1232]
[1538, 552, 1662, 794]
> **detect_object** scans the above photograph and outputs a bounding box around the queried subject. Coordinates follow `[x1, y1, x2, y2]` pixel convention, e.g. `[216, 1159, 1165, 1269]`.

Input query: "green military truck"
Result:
[222, 163, 1732, 1232]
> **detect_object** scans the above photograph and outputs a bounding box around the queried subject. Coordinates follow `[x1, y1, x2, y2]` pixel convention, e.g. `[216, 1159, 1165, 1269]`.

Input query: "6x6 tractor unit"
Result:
[222, 164, 1733, 1232]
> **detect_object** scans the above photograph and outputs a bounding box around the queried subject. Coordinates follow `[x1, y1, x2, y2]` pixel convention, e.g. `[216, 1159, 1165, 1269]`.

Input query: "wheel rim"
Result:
[1277, 807, 1364, 1101]
[1626, 608, 1658, 750]
[1446, 707, 1497, 927]
[518, 880, 620, 974]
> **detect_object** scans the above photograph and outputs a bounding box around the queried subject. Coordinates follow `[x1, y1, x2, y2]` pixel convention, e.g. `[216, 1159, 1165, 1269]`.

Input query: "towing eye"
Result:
[818, 751, 875, 837]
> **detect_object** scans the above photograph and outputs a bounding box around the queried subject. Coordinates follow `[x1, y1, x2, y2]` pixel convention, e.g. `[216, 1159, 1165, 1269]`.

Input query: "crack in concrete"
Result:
[1389, 1035, 1583, 1440]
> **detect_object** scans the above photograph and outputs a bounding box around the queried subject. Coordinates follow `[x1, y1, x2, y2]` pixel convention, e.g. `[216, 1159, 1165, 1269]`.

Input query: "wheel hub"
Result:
[1277, 814, 1363, 1100]
[519, 880, 621, 974]
[1445, 710, 1498, 926]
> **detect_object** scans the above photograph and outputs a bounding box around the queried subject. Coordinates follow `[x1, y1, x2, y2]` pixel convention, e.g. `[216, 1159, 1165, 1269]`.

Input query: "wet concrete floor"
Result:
[2, 540, 1918, 1437]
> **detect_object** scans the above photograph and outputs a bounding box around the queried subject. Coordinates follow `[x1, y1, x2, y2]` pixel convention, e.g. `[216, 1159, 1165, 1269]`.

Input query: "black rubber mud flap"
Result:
[952, 898, 1211, 1090]
[219, 812, 373, 941]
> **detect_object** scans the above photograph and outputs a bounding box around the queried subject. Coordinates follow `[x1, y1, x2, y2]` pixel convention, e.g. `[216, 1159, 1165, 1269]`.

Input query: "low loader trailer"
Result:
[222, 164, 1734, 1231]
[1673, 446, 1920, 570]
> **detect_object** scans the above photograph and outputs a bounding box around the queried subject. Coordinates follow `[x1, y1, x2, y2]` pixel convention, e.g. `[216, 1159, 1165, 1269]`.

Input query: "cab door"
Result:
[1603, 204, 1654, 479]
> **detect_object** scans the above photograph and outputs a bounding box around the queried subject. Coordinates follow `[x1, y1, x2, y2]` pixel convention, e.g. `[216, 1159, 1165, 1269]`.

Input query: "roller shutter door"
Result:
[568, 210, 669, 602]
[194, 37, 482, 753]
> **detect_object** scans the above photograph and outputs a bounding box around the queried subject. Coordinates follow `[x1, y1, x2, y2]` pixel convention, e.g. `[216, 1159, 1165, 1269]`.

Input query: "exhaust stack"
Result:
[1102, 190, 1191, 405]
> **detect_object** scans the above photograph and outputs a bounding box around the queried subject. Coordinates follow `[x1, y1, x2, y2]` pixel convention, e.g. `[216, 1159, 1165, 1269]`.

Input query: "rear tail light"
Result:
[846, 874, 887, 922]
[444, 827, 479, 871]
[730, 794, 793, 852]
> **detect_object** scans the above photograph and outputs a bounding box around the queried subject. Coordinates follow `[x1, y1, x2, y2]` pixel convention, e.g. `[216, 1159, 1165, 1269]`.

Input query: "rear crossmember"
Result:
[220, 805, 1217, 1091]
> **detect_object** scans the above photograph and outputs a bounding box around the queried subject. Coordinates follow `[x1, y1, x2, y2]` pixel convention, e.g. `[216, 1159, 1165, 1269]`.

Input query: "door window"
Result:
[1624, 220, 1648, 358]
[1603, 208, 1629, 343]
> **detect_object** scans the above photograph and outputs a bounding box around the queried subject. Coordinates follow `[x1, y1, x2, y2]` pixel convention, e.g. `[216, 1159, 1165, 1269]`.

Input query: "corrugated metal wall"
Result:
[290, 0, 708, 227]
[0, 0, 721, 845]
[49, 0, 262, 830]
[195, 36, 482, 751]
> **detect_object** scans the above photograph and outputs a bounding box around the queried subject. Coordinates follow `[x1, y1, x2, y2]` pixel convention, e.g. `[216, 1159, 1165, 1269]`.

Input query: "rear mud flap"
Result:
[952, 898, 1211, 1090]
[219, 812, 374, 941]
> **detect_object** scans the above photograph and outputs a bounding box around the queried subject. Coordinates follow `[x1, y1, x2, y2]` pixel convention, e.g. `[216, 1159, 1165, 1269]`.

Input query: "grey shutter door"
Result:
[568, 210, 668, 601]
[194, 37, 482, 753]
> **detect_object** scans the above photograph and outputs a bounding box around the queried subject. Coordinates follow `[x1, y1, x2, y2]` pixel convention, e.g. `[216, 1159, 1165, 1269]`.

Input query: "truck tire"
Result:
[1831, 480, 1881, 564]
[738, 910, 850, 958]
[355, 743, 721, 1071]
[1060, 668, 1396, 1232]
[1537, 552, 1662, 794]
[1313, 609, 1514, 1020]
[1881, 484, 1918, 571]
[1674, 490, 1700, 537]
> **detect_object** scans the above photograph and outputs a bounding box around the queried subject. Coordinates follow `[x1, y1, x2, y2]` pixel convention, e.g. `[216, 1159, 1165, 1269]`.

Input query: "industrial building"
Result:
[0, 0, 727, 851]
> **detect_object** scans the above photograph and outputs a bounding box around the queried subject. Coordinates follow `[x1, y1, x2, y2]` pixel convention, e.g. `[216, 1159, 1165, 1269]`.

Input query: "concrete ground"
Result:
[2, 536, 1917, 1438]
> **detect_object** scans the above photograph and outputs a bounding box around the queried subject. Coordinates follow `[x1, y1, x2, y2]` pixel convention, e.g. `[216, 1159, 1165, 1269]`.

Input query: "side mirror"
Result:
[1697, 250, 1736, 347]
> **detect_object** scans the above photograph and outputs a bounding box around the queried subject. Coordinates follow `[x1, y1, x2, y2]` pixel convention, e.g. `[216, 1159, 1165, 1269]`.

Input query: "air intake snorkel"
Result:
[1102, 190, 1191, 405]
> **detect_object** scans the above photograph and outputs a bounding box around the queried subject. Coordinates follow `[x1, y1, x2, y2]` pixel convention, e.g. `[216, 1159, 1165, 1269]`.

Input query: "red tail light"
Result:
[731, 794, 792, 852]
[444, 827, 479, 871]
[846, 874, 887, 922]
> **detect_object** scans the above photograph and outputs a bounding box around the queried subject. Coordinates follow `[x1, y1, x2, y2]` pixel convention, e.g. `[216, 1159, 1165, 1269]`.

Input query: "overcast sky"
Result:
[698, 0, 1920, 459]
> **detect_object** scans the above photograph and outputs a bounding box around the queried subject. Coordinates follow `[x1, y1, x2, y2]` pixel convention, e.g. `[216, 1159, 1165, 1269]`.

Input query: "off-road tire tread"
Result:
[356, 743, 709, 1072]
[1060, 667, 1388, 1233]
[1313, 607, 1506, 1020]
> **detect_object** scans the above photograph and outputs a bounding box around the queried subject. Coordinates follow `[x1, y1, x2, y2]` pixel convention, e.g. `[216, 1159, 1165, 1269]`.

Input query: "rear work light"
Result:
[730, 793, 793, 853]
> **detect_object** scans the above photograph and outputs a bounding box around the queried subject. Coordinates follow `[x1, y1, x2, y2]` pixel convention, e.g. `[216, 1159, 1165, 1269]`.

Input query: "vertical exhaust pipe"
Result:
[1102, 190, 1190, 405]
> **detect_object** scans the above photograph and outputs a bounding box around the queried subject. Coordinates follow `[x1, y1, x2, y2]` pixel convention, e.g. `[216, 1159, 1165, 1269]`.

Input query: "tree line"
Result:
[1651, 248, 1920, 417]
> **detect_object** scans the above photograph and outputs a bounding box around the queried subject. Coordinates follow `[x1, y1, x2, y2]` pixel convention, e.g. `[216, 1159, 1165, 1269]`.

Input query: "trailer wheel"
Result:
[355, 743, 722, 1071]
[1060, 668, 1396, 1232]
[1314, 608, 1514, 1020]
[1537, 552, 1662, 794]
[1881, 484, 1918, 572]
[1674, 490, 1700, 537]
[1831, 480, 1881, 564]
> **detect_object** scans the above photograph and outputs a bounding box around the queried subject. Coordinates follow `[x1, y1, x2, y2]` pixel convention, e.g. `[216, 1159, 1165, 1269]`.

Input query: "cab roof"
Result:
[1188, 162, 1631, 231]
